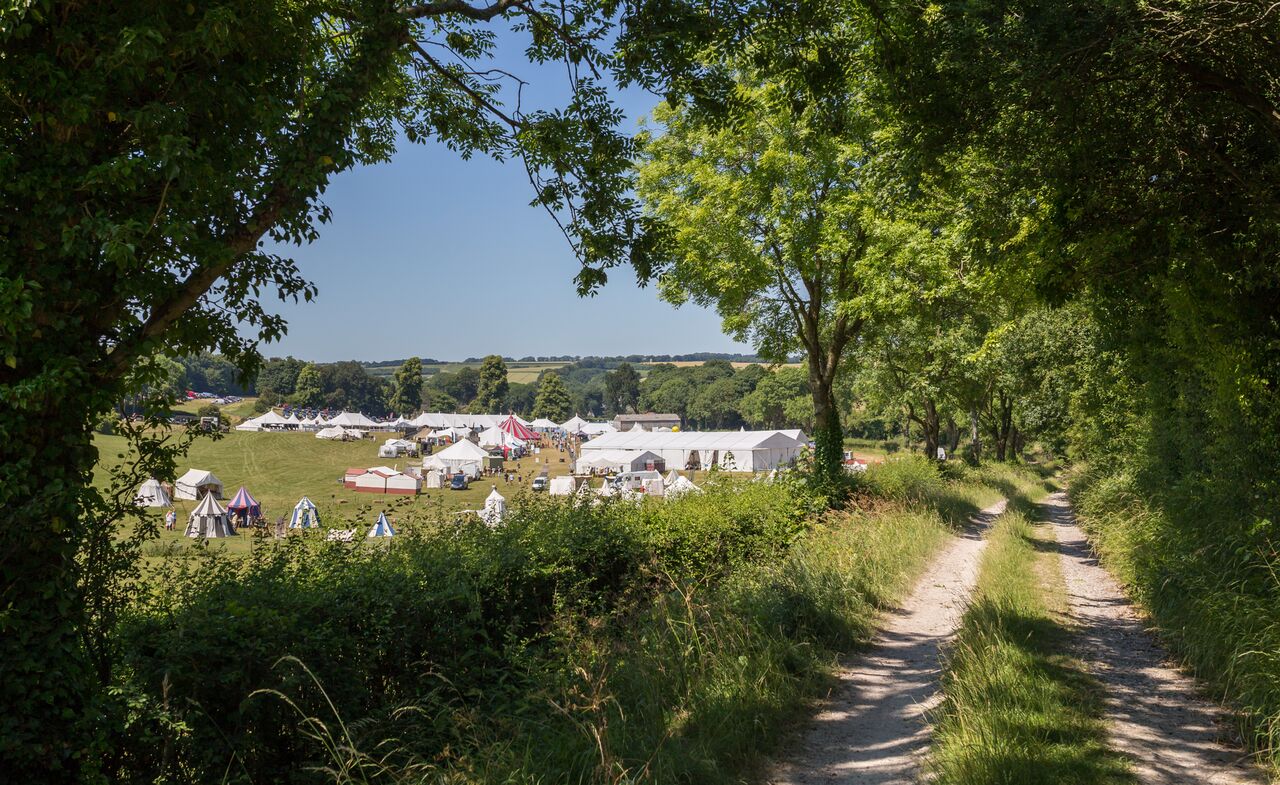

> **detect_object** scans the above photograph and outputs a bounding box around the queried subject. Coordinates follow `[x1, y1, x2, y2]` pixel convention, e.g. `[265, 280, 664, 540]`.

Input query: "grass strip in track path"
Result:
[1049, 492, 1268, 785]
[769, 498, 1007, 785]
[928, 498, 1133, 785]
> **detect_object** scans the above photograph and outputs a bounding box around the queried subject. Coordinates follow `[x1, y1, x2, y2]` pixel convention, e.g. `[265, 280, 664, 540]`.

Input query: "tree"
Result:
[604, 362, 641, 414]
[389, 357, 423, 415]
[292, 363, 324, 409]
[687, 377, 740, 429]
[472, 355, 508, 413]
[532, 372, 573, 421]
[504, 382, 537, 416]
[739, 367, 809, 429]
[638, 77, 908, 486]
[256, 357, 305, 398]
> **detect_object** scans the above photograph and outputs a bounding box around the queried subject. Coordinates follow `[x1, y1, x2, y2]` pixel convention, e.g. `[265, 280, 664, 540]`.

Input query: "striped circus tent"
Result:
[367, 511, 396, 538]
[499, 414, 538, 442]
[225, 486, 261, 518]
[289, 497, 320, 529]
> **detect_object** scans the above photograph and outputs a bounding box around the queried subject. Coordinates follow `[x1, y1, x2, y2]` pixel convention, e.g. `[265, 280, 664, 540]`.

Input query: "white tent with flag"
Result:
[289, 497, 321, 529]
[175, 469, 223, 500]
[368, 511, 396, 538]
[185, 493, 235, 538]
[135, 478, 171, 508]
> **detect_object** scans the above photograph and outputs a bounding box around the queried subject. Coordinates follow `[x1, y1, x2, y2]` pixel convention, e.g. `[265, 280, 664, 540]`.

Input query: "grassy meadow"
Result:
[94, 429, 582, 552]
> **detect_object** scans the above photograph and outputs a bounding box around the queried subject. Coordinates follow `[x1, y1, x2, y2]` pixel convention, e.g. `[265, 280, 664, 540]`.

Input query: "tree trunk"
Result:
[0, 406, 100, 780]
[968, 408, 981, 461]
[921, 398, 941, 460]
[945, 416, 960, 455]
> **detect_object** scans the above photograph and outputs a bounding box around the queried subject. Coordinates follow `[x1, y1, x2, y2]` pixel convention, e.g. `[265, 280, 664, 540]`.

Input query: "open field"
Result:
[364, 361, 571, 384]
[168, 396, 261, 421]
[94, 430, 587, 554]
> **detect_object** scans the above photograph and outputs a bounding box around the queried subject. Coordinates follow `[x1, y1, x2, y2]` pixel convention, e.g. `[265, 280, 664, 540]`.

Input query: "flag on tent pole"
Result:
[368, 511, 396, 538]
[289, 497, 320, 529]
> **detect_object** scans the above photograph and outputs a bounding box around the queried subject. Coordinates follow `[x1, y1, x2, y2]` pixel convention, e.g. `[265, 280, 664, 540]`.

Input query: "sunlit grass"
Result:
[929, 507, 1133, 785]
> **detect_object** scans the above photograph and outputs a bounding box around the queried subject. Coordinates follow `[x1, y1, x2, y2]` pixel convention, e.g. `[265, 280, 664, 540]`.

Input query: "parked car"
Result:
[450, 472, 469, 490]
[531, 474, 548, 492]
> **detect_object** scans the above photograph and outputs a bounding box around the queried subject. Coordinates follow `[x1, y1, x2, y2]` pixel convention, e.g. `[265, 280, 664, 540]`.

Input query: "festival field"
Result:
[93, 430, 583, 553]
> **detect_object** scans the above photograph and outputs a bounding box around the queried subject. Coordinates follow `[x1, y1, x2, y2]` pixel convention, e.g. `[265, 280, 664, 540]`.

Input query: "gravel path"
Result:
[1048, 491, 1266, 785]
[768, 499, 1007, 785]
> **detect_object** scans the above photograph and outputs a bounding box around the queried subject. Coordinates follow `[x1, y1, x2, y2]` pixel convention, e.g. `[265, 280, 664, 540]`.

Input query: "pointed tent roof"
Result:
[368, 511, 396, 538]
[254, 410, 291, 426]
[481, 485, 507, 525]
[226, 486, 261, 517]
[629, 422, 646, 432]
[499, 415, 538, 441]
[530, 417, 559, 429]
[329, 411, 377, 428]
[435, 438, 488, 461]
[289, 497, 320, 529]
[478, 426, 525, 449]
[186, 493, 235, 538]
[135, 478, 171, 508]
[560, 414, 588, 431]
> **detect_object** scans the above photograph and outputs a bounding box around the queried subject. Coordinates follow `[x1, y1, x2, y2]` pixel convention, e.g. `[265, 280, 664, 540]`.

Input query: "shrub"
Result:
[880, 440, 901, 454]
[864, 456, 944, 504]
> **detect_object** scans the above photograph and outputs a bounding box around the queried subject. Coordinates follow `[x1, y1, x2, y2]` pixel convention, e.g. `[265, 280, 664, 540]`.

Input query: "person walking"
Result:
[164, 508, 176, 531]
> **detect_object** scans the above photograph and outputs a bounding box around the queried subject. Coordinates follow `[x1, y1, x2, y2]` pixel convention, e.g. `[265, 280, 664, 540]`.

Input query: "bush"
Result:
[880, 440, 901, 454]
[864, 456, 945, 504]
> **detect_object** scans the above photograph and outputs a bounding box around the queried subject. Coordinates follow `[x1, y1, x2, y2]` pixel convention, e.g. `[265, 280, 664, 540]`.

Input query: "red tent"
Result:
[499, 415, 538, 442]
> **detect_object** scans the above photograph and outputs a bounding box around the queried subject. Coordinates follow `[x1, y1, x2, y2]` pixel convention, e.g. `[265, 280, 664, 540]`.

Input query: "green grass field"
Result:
[94, 430, 583, 554]
[365, 361, 571, 385]
[169, 396, 261, 421]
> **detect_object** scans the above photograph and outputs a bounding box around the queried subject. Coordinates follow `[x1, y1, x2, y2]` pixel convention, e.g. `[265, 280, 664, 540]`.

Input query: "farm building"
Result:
[578, 430, 807, 472]
[612, 413, 682, 432]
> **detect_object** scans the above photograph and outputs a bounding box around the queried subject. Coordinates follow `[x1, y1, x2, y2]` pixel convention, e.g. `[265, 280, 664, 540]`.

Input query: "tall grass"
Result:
[108, 462, 1045, 784]
[928, 508, 1132, 785]
[1071, 468, 1280, 776]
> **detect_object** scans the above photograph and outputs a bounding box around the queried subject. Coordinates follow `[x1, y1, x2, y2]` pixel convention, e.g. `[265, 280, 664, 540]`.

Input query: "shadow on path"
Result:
[768, 500, 1007, 785]
[1048, 492, 1265, 785]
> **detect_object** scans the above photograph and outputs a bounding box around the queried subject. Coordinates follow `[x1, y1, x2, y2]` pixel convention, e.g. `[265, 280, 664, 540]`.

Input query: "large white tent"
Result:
[424, 439, 487, 478]
[579, 430, 803, 472]
[175, 469, 223, 500]
[477, 426, 525, 449]
[560, 415, 589, 431]
[530, 418, 559, 431]
[325, 411, 375, 428]
[581, 422, 616, 436]
[185, 493, 235, 538]
[135, 478, 171, 508]
[576, 450, 664, 474]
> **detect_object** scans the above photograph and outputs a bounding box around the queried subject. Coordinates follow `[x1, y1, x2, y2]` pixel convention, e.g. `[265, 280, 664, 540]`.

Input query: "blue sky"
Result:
[261, 31, 748, 363]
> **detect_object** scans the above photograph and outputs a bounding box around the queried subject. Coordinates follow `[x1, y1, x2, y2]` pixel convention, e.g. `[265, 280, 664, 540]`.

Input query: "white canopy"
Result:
[135, 478, 171, 508]
[478, 426, 526, 449]
[328, 411, 378, 428]
[666, 474, 701, 497]
[253, 410, 292, 427]
[530, 417, 559, 430]
[579, 429, 803, 472]
[628, 422, 646, 432]
[316, 426, 352, 440]
[560, 414, 589, 431]
[581, 422, 616, 435]
[481, 485, 507, 525]
[185, 493, 235, 538]
[548, 476, 577, 496]
[175, 469, 223, 500]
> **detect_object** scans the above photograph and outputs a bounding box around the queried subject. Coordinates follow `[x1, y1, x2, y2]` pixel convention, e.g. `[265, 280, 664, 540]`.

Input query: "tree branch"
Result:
[400, 0, 521, 21]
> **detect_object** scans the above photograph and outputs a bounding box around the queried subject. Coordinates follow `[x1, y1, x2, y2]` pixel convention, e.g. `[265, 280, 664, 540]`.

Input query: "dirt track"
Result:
[1048, 492, 1266, 785]
[768, 500, 1007, 785]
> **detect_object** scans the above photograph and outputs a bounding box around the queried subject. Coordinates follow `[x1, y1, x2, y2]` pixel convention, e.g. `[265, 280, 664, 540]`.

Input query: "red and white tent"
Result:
[499, 415, 538, 442]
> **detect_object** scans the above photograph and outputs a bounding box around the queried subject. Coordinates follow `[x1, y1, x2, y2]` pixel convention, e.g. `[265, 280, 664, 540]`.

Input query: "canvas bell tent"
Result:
[134, 478, 171, 508]
[367, 511, 396, 538]
[175, 469, 223, 500]
[289, 497, 321, 529]
[185, 493, 235, 538]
